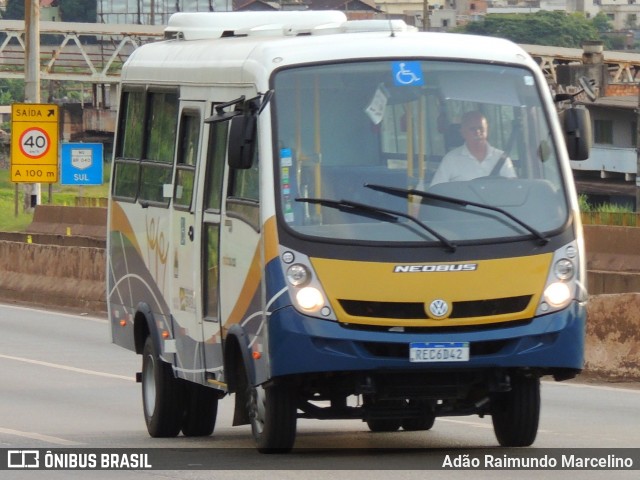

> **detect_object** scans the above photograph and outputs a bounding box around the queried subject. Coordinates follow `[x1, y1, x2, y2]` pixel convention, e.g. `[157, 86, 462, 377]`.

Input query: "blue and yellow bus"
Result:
[107, 11, 591, 452]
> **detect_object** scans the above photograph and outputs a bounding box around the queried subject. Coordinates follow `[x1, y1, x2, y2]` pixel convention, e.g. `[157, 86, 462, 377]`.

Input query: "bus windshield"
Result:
[272, 60, 568, 244]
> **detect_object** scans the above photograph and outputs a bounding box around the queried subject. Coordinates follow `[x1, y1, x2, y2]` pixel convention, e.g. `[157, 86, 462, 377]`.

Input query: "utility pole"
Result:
[637, 84, 640, 211]
[422, 0, 430, 31]
[24, 0, 41, 210]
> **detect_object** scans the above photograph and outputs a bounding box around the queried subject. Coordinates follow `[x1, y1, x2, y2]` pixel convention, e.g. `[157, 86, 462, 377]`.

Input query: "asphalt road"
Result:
[0, 303, 639, 479]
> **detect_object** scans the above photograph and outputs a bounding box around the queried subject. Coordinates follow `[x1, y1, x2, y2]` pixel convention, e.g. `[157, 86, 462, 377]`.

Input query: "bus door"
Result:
[199, 119, 227, 387]
[218, 122, 266, 385]
[169, 101, 206, 384]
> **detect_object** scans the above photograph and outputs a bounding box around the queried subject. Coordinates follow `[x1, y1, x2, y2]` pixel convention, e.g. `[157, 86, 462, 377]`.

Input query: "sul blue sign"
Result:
[60, 143, 104, 186]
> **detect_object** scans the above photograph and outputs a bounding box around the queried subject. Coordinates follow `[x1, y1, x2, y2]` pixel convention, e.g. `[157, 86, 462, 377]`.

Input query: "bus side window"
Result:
[112, 89, 144, 200]
[138, 91, 178, 207]
[174, 112, 200, 210]
[229, 148, 259, 201]
[205, 122, 227, 212]
[202, 122, 227, 320]
[227, 137, 259, 230]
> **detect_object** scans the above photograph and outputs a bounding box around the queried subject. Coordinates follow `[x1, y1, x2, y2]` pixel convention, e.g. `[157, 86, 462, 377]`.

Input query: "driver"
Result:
[430, 110, 517, 186]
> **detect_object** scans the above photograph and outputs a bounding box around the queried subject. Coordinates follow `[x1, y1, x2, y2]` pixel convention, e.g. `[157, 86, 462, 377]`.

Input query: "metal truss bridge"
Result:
[1, 20, 639, 86]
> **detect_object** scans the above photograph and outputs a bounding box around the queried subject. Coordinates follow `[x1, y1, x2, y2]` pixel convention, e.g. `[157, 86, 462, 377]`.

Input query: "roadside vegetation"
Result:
[579, 194, 638, 226]
[0, 167, 110, 232]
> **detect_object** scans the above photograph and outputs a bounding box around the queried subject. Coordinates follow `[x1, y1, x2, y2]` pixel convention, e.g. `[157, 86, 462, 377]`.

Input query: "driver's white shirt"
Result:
[430, 144, 516, 186]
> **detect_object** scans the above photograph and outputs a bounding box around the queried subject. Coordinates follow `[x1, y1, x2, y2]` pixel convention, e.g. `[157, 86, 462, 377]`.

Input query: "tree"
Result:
[1, 0, 25, 20]
[0, 80, 25, 104]
[457, 11, 601, 48]
[592, 12, 614, 33]
[1, 1, 96, 23]
[60, 0, 97, 23]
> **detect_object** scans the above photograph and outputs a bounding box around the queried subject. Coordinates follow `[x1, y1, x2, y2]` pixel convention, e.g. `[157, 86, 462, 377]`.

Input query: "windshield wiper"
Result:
[295, 197, 456, 252]
[365, 183, 549, 245]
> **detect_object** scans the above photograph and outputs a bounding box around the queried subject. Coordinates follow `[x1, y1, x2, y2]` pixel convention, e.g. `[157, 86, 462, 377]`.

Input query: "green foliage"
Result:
[1, 0, 24, 20]
[458, 11, 603, 48]
[591, 12, 613, 33]
[60, 0, 97, 23]
[0, 168, 110, 232]
[579, 194, 638, 226]
[0, 79, 25, 104]
[1, 0, 96, 22]
[578, 193, 591, 212]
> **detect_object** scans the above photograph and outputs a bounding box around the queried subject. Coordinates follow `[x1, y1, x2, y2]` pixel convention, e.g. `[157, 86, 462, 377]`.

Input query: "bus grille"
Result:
[339, 295, 532, 320]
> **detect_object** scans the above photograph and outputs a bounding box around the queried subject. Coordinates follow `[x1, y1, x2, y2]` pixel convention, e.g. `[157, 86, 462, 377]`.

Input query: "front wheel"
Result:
[247, 382, 298, 453]
[491, 374, 540, 447]
[141, 336, 183, 437]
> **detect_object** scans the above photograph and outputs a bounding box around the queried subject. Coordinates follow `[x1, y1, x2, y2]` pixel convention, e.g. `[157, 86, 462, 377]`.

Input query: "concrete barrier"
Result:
[584, 225, 640, 295]
[25, 205, 107, 240]
[584, 293, 640, 380]
[0, 239, 105, 313]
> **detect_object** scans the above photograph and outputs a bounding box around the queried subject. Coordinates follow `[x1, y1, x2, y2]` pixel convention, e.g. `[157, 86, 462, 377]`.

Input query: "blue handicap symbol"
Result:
[392, 61, 424, 87]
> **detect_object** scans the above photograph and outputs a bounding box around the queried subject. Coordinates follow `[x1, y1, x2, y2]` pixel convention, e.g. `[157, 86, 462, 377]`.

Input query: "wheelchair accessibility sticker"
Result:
[392, 61, 424, 86]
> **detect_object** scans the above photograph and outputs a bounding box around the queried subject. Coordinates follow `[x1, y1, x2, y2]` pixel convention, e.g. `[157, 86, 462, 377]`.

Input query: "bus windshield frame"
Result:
[271, 59, 569, 245]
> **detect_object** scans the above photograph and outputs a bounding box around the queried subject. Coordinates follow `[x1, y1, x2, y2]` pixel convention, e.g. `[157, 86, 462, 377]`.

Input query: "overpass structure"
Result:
[1, 20, 640, 86]
[0, 20, 164, 84]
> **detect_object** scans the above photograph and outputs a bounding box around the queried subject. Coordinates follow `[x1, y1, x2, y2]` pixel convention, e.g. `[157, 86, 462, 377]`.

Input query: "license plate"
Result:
[409, 342, 470, 363]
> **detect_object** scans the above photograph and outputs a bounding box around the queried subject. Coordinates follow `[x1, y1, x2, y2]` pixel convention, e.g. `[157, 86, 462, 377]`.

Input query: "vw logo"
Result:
[428, 299, 449, 318]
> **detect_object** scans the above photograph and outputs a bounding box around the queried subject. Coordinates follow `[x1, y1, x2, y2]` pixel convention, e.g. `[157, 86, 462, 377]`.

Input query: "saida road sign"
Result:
[10, 103, 60, 183]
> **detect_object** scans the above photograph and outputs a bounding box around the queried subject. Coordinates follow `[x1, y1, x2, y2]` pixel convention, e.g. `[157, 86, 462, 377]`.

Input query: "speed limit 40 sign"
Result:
[10, 103, 60, 183]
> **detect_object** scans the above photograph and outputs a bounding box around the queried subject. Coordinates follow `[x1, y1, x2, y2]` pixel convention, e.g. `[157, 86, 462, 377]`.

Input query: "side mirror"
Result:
[228, 114, 257, 169]
[559, 107, 591, 161]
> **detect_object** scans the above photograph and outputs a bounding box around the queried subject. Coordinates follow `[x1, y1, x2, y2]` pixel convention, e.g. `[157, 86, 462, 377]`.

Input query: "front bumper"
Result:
[268, 301, 585, 378]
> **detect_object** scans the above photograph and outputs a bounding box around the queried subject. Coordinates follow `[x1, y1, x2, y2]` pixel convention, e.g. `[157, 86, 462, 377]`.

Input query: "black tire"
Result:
[401, 399, 435, 431]
[181, 382, 219, 437]
[491, 374, 540, 447]
[247, 381, 298, 453]
[402, 414, 435, 431]
[141, 336, 183, 437]
[366, 418, 402, 432]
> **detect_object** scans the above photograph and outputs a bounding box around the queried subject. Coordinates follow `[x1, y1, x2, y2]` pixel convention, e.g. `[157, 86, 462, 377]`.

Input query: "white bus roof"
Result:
[121, 11, 537, 88]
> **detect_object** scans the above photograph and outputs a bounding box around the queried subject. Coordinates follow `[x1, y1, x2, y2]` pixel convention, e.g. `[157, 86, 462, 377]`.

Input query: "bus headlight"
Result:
[554, 258, 574, 280]
[286, 264, 310, 286]
[296, 287, 325, 311]
[536, 241, 584, 316]
[280, 248, 336, 320]
[543, 282, 571, 308]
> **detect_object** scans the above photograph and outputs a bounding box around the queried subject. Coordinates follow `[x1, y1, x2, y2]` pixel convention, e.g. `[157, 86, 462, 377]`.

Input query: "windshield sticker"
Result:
[365, 83, 389, 125]
[280, 148, 295, 223]
[392, 61, 424, 87]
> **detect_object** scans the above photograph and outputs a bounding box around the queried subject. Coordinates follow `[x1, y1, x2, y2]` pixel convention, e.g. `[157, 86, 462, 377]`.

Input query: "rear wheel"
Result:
[491, 374, 540, 447]
[402, 414, 435, 431]
[181, 382, 219, 437]
[366, 418, 401, 432]
[247, 381, 298, 453]
[141, 336, 183, 437]
[401, 399, 435, 431]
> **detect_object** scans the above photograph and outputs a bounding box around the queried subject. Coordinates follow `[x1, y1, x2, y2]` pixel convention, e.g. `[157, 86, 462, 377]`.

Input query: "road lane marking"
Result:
[542, 380, 640, 394]
[0, 427, 81, 446]
[0, 354, 134, 382]
[439, 418, 552, 434]
[0, 302, 107, 323]
[438, 418, 493, 430]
